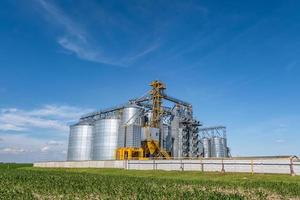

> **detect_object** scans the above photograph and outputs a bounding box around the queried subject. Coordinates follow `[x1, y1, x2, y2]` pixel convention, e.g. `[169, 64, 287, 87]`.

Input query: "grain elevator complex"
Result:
[67, 81, 230, 161]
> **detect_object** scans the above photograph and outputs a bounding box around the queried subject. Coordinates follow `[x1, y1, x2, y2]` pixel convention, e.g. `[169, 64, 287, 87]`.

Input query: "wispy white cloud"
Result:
[47, 140, 64, 146]
[36, 0, 85, 40]
[57, 37, 116, 65]
[35, 0, 114, 65]
[0, 134, 67, 162]
[40, 145, 50, 152]
[0, 124, 26, 131]
[0, 147, 26, 154]
[0, 105, 91, 162]
[0, 111, 68, 132]
[33, 0, 161, 66]
[40, 140, 65, 153]
[28, 105, 91, 120]
[275, 139, 285, 143]
[0, 105, 92, 132]
[125, 42, 160, 63]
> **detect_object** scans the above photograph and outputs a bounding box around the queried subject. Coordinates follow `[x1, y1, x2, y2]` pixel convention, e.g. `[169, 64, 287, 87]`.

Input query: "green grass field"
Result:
[0, 163, 299, 199]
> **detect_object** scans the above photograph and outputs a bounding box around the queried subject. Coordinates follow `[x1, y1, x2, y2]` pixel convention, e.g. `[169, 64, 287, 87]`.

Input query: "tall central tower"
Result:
[149, 80, 165, 128]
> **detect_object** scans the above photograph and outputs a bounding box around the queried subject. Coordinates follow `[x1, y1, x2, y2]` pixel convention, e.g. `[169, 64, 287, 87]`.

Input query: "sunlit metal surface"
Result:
[210, 136, 226, 158]
[93, 118, 120, 160]
[201, 137, 211, 158]
[66, 81, 231, 160]
[67, 123, 93, 161]
[118, 106, 143, 148]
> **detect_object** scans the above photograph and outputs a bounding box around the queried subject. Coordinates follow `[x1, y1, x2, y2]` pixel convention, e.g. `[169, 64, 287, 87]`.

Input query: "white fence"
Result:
[34, 157, 300, 175]
[126, 158, 300, 175]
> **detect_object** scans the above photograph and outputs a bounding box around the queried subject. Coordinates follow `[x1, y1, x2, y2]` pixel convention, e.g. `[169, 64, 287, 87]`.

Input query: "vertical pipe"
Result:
[124, 126, 127, 147]
[180, 159, 184, 171]
[290, 157, 295, 176]
[128, 149, 132, 160]
[221, 159, 225, 173]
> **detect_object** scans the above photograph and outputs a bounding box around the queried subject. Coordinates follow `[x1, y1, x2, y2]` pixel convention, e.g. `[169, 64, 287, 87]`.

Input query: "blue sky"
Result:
[0, 0, 299, 162]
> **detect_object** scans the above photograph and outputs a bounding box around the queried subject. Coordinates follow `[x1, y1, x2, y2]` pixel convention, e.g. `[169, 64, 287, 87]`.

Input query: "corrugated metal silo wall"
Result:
[201, 137, 211, 158]
[67, 124, 93, 161]
[93, 118, 120, 160]
[210, 136, 226, 158]
[118, 106, 142, 148]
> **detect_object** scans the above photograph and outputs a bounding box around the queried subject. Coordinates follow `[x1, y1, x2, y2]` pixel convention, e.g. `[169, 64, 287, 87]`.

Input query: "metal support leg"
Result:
[221, 159, 225, 173]
[290, 158, 295, 176]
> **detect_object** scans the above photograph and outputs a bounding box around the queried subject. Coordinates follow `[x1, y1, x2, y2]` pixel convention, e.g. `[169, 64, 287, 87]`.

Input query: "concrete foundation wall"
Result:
[34, 160, 125, 168]
[34, 157, 300, 175]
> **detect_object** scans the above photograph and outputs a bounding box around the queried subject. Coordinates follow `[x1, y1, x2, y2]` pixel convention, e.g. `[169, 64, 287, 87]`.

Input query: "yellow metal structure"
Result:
[149, 80, 165, 128]
[142, 140, 170, 159]
[141, 81, 171, 159]
[115, 147, 144, 160]
[147, 80, 170, 159]
[116, 80, 171, 160]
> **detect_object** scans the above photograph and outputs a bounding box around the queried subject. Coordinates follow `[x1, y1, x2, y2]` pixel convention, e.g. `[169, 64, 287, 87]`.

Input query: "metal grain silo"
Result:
[162, 124, 170, 149]
[210, 136, 225, 158]
[118, 106, 143, 147]
[123, 106, 142, 125]
[93, 118, 120, 160]
[165, 126, 172, 152]
[221, 137, 228, 157]
[171, 116, 180, 158]
[67, 122, 93, 161]
[201, 137, 211, 158]
[198, 140, 204, 157]
[125, 125, 141, 147]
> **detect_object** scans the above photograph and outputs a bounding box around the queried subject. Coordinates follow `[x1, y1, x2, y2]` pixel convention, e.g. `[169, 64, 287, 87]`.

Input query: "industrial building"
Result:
[67, 80, 230, 161]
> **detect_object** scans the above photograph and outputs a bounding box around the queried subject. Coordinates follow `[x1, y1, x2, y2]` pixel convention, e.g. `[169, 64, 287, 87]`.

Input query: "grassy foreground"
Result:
[0, 163, 299, 199]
